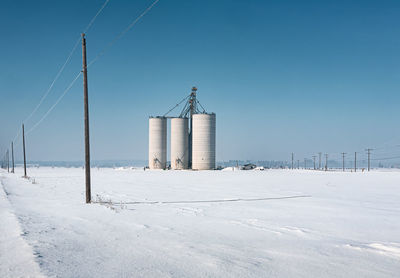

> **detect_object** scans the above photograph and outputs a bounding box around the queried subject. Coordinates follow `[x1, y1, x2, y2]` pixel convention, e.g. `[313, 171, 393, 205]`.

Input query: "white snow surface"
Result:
[0, 167, 399, 277]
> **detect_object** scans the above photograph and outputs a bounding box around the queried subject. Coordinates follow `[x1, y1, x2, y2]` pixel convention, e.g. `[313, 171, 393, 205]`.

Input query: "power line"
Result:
[83, 0, 111, 34]
[88, 0, 160, 67]
[22, 0, 114, 135]
[26, 72, 82, 135]
[23, 37, 81, 125]
[23, 0, 111, 126]
[371, 155, 400, 161]
[6, 0, 111, 146]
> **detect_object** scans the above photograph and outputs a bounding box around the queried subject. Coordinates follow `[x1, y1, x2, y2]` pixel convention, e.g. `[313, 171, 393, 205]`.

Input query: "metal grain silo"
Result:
[148, 117, 167, 169]
[192, 113, 216, 170]
[171, 117, 189, 169]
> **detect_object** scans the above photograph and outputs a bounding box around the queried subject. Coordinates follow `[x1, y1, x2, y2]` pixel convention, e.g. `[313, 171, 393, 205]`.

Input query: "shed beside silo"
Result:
[148, 117, 167, 169]
[192, 113, 216, 170]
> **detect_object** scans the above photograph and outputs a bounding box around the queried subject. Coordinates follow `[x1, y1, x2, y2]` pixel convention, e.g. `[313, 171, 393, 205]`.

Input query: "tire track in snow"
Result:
[94, 195, 312, 206]
[0, 174, 45, 278]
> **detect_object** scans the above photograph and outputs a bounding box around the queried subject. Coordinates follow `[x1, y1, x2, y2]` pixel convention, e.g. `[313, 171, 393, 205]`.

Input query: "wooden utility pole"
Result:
[7, 150, 9, 173]
[365, 149, 372, 172]
[341, 152, 346, 172]
[325, 154, 328, 171]
[312, 155, 316, 170]
[22, 124, 27, 178]
[82, 33, 91, 204]
[318, 152, 322, 170]
[11, 142, 14, 173]
[291, 153, 294, 170]
[354, 152, 357, 172]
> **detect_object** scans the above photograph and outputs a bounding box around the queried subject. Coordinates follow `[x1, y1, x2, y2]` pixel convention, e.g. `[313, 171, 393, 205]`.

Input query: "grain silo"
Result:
[192, 113, 216, 170]
[148, 87, 216, 170]
[170, 117, 189, 169]
[148, 116, 167, 169]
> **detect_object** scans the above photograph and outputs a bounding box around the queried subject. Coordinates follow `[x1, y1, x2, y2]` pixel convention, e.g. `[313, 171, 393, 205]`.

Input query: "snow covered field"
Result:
[1, 167, 399, 277]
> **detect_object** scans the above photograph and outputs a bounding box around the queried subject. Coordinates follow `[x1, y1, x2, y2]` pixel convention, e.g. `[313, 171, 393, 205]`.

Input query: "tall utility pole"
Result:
[312, 155, 316, 170]
[325, 154, 328, 171]
[22, 124, 27, 178]
[318, 152, 322, 170]
[366, 149, 372, 172]
[304, 158, 307, 169]
[297, 160, 300, 169]
[291, 153, 294, 170]
[7, 150, 9, 173]
[11, 142, 14, 173]
[82, 33, 91, 204]
[341, 152, 346, 172]
[354, 152, 357, 172]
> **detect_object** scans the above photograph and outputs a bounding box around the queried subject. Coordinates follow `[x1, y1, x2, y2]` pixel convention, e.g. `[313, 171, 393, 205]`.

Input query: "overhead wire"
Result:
[371, 155, 400, 161]
[21, 0, 111, 136]
[22, 37, 81, 125]
[26, 72, 82, 135]
[3, 0, 161, 158]
[83, 0, 111, 34]
[88, 0, 160, 67]
[21, 0, 159, 137]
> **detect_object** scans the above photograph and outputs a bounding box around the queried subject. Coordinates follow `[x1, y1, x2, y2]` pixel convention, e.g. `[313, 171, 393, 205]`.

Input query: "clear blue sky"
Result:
[1, 0, 399, 163]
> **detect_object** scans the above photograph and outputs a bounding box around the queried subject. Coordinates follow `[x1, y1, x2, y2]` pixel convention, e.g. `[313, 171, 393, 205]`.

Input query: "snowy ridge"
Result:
[0, 174, 45, 278]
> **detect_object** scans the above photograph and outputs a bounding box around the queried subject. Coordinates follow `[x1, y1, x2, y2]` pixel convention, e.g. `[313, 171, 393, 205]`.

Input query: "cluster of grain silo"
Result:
[148, 87, 216, 170]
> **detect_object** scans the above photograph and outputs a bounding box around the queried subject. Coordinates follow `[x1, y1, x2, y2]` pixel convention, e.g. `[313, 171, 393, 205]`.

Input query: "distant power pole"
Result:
[291, 153, 294, 170]
[325, 154, 328, 171]
[312, 155, 316, 170]
[341, 152, 346, 172]
[366, 149, 372, 171]
[7, 150, 9, 173]
[297, 160, 300, 169]
[22, 124, 27, 178]
[318, 152, 322, 170]
[11, 142, 14, 173]
[304, 158, 307, 169]
[82, 33, 91, 204]
[354, 152, 357, 172]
